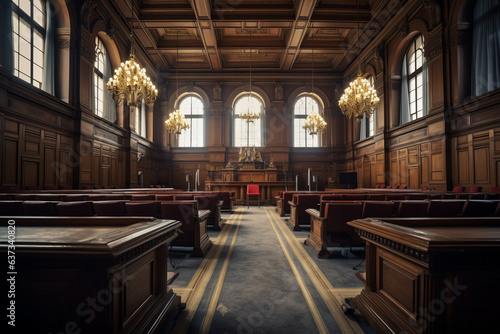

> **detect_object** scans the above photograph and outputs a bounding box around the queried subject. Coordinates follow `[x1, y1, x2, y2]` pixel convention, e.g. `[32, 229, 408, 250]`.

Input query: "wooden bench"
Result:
[288, 194, 321, 231]
[0, 216, 182, 333]
[305, 201, 363, 258]
[161, 201, 212, 257]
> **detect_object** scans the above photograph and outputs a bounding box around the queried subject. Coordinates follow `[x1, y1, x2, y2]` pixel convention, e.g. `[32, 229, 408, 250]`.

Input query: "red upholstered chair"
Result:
[386, 185, 392, 189]
[470, 186, 482, 192]
[490, 187, 500, 193]
[56, 201, 95, 216]
[452, 186, 465, 193]
[399, 185, 407, 189]
[246, 184, 260, 208]
[93, 200, 128, 216]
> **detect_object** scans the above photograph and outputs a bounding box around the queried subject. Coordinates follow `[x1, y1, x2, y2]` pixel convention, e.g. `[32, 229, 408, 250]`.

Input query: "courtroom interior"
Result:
[1, 0, 500, 333]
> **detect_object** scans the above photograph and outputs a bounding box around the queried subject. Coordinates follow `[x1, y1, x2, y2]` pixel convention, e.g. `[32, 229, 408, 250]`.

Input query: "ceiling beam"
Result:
[280, 0, 319, 71]
[189, 0, 222, 70]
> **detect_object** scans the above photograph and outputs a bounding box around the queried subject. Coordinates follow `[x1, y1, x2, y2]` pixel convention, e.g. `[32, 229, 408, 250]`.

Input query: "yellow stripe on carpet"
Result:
[267, 209, 330, 334]
[265, 208, 365, 334]
[199, 211, 242, 333]
[171, 208, 244, 334]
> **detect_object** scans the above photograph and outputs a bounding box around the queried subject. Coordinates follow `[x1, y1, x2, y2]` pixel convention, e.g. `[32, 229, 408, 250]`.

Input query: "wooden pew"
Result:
[0, 216, 182, 333]
[305, 201, 363, 258]
[347, 217, 500, 334]
[161, 201, 212, 257]
[194, 195, 223, 230]
[288, 194, 321, 231]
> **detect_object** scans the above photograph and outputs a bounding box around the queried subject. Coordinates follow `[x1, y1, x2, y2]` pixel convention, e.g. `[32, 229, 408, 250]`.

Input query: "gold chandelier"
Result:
[165, 109, 189, 134]
[338, 0, 379, 121]
[339, 72, 379, 121]
[303, 35, 327, 136]
[106, 0, 157, 106]
[165, 30, 189, 136]
[240, 32, 260, 123]
[303, 112, 327, 135]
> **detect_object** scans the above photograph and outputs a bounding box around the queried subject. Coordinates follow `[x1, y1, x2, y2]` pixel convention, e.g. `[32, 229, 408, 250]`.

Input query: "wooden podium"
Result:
[1, 217, 182, 333]
[347, 217, 500, 334]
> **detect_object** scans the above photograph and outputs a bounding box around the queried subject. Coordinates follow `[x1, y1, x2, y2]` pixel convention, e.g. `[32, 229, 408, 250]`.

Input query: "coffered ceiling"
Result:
[112, 0, 394, 75]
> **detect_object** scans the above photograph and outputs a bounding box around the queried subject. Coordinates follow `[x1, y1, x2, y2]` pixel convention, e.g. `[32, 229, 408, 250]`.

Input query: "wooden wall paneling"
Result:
[44, 147, 56, 186]
[430, 141, 445, 184]
[399, 157, 407, 187]
[3, 139, 19, 187]
[376, 153, 385, 184]
[22, 159, 39, 188]
[473, 146, 489, 185]
[92, 144, 101, 186]
[421, 155, 429, 185]
[80, 140, 92, 183]
[408, 167, 419, 189]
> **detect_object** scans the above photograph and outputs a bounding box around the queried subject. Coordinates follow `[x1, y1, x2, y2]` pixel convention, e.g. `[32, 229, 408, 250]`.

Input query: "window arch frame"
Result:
[293, 93, 324, 148]
[232, 92, 265, 147]
[176, 93, 206, 147]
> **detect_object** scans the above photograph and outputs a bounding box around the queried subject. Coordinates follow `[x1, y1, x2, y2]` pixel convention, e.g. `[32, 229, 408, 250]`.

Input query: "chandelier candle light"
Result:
[338, 0, 379, 121]
[339, 72, 380, 121]
[107, 0, 157, 106]
[165, 30, 189, 135]
[302, 34, 327, 136]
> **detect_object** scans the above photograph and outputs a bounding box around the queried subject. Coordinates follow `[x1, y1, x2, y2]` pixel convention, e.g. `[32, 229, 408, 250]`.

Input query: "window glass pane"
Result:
[416, 74, 422, 90]
[19, 0, 30, 15]
[19, 56, 31, 75]
[33, 7, 45, 28]
[20, 18, 30, 40]
[33, 30, 44, 51]
[33, 63, 43, 82]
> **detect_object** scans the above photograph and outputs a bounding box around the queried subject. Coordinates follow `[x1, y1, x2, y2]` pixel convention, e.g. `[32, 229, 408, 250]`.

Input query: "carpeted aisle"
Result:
[169, 206, 374, 334]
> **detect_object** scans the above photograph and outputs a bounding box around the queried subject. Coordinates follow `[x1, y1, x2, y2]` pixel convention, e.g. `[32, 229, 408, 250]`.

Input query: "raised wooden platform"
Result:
[347, 217, 500, 334]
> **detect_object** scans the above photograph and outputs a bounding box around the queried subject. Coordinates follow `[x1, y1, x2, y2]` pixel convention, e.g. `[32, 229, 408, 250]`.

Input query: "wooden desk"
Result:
[1, 217, 182, 333]
[347, 217, 500, 334]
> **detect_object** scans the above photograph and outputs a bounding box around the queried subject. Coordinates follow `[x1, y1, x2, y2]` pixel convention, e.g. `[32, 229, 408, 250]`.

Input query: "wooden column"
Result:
[146, 102, 154, 141]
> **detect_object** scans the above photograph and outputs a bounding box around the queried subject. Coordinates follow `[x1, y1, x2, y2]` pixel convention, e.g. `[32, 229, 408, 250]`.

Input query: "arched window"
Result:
[93, 36, 116, 122]
[12, 0, 46, 89]
[400, 34, 428, 124]
[471, 0, 500, 97]
[233, 93, 264, 147]
[360, 76, 376, 140]
[293, 95, 322, 147]
[178, 95, 204, 147]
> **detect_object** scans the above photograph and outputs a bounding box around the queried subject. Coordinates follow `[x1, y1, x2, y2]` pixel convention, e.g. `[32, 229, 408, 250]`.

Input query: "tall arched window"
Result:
[93, 36, 116, 122]
[12, 0, 46, 89]
[360, 76, 376, 140]
[233, 93, 264, 147]
[400, 34, 428, 124]
[178, 95, 204, 147]
[471, 0, 500, 97]
[294, 95, 322, 147]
